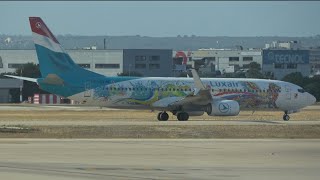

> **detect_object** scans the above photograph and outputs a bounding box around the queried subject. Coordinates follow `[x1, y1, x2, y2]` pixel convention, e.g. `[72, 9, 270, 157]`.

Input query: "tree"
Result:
[282, 72, 306, 87]
[2, 63, 47, 102]
[176, 71, 192, 78]
[245, 62, 265, 79]
[304, 82, 320, 102]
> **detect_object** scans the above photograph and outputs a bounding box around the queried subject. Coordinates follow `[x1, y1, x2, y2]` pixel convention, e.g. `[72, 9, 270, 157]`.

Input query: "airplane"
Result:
[6, 17, 317, 121]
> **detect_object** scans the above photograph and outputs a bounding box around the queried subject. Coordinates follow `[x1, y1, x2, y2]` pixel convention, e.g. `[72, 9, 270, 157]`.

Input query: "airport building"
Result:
[0, 49, 173, 77]
[173, 49, 263, 75]
[173, 48, 315, 80]
[265, 41, 301, 50]
[0, 47, 317, 81]
[262, 49, 310, 80]
[0, 79, 22, 103]
[309, 48, 320, 76]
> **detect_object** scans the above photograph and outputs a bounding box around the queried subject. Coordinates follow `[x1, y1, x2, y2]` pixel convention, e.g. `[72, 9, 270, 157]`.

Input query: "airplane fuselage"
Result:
[57, 77, 314, 113]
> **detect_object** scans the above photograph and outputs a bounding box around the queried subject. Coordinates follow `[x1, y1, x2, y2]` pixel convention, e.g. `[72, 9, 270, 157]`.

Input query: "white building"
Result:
[173, 49, 262, 75]
[265, 41, 301, 50]
[0, 49, 173, 77]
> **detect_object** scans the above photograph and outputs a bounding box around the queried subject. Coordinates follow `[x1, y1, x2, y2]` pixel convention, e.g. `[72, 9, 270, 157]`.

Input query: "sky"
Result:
[1, 1, 320, 37]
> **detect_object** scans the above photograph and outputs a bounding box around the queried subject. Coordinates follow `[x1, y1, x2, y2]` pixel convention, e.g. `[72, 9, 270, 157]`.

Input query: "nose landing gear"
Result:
[283, 111, 290, 121]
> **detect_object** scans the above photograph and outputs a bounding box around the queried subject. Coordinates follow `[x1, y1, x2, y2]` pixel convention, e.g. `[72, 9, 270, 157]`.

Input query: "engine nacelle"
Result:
[206, 100, 240, 116]
[186, 111, 204, 116]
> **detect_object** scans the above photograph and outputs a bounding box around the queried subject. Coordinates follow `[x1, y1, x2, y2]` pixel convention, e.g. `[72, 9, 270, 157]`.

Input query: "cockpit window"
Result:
[298, 89, 305, 93]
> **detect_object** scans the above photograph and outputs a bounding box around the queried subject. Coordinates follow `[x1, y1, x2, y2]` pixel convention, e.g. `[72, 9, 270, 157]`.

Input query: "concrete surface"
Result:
[0, 139, 319, 180]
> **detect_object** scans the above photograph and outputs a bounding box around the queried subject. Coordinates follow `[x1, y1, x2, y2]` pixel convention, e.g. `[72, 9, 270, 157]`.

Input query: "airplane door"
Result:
[285, 85, 291, 100]
[84, 81, 91, 97]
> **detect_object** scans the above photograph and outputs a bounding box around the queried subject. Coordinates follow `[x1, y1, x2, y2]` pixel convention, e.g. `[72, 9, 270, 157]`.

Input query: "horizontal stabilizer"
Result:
[4, 75, 37, 83]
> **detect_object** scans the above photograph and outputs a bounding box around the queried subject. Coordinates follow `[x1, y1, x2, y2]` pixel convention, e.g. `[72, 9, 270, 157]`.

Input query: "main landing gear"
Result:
[157, 111, 169, 121]
[176, 112, 189, 121]
[157, 111, 190, 121]
[283, 111, 290, 121]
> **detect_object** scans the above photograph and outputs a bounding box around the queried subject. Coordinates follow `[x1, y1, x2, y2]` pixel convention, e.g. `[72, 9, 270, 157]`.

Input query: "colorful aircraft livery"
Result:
[6, 17, 316, 121]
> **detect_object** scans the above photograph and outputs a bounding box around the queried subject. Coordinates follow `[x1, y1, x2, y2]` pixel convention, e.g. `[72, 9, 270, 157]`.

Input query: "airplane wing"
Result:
[152, 69, 212, 110]
[4, 75, 38, 83]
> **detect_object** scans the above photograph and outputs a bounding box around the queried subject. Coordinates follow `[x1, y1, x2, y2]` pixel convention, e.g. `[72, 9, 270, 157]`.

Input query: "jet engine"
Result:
[206, 100, 240, 116]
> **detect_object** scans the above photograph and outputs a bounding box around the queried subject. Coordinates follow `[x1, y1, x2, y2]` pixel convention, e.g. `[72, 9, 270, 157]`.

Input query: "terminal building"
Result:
[262, 49, 310, 80]
[1, 47, 319, 81]
[173, 49, 263, 76]
[0, 49, 173, 77]
[309, 48, 320, 75]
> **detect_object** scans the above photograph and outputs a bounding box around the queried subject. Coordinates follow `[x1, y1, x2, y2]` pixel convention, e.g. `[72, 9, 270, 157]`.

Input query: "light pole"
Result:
[19, 68, 23, 102]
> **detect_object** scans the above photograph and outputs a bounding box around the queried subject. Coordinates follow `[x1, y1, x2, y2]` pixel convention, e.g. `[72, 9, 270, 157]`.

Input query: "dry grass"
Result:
[0, 108, 318, 121]
[0, 105, 319, 138]
[0, 125, 319, 139]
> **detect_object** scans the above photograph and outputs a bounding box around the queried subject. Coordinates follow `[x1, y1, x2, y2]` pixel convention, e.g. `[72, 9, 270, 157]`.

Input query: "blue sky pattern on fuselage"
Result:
[86, 78, 282, 109]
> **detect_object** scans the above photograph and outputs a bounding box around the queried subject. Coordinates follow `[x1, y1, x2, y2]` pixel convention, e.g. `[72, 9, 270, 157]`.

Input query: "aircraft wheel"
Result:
[283, 114, 290, 121]
[158, 112, 169, 121]
[177, 112, 189, 121]
[157, 112, 161, 121]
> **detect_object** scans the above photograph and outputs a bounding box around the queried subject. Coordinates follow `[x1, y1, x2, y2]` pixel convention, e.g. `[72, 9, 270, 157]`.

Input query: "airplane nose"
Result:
[309, 93, 316, 105]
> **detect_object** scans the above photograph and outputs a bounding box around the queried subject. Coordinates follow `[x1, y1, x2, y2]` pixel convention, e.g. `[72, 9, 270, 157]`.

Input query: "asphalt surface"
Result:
[0, 139, 319, 180]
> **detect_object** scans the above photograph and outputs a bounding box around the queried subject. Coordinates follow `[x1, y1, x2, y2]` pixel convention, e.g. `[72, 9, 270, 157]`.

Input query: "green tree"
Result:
[245, 62, 265, 79]
[16, 63, 48, 101]
[304, 82, 320, 102]
[200, 71, 216, 78]
[176, 71, 192, 77]
[2, 63, 47, 102]
[282, 72, 306, 87]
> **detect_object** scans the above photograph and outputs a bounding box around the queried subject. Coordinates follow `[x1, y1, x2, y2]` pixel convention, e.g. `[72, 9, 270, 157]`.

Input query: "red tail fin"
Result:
[29, 17, 60, 44]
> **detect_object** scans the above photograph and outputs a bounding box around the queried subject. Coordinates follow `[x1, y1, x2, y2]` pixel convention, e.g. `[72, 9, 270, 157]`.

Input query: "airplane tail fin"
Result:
[29, 17, 103, 81]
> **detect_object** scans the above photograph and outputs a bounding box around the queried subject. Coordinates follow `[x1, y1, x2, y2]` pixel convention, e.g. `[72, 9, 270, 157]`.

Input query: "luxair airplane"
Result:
[6, 17, 316, 121]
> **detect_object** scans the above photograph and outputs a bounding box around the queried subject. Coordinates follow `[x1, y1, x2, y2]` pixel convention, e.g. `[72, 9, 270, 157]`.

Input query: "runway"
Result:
[0, 139, 319, 180]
